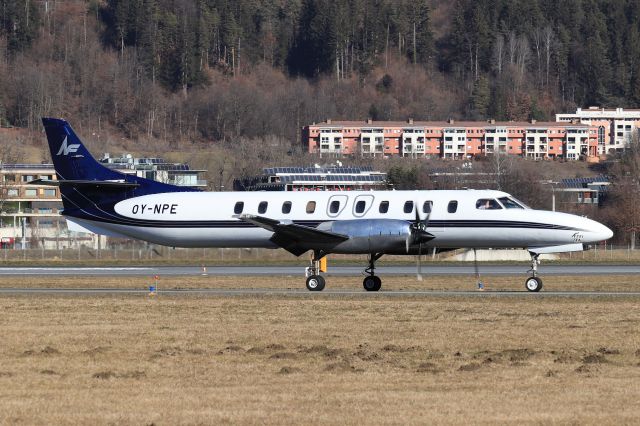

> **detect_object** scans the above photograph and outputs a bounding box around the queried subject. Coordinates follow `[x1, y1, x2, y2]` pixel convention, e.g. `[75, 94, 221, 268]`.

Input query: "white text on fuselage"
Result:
[131, 204, 178, 215]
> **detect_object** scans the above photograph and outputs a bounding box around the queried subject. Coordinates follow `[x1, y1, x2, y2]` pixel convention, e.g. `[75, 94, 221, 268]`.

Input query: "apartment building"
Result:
[304, 119, 598, 160]
[0, 156, 208, 248]
[0, 163, 63, 229]
[556, 107, 640, 154]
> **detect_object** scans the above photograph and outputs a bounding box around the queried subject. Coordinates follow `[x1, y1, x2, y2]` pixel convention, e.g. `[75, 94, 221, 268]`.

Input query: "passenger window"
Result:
[447, 201, 458, 213]
[306, 201, 316, 214]
[355, 200, 366, 214]
[403, 201, 414, 214]
[282, 201, 292, 214]
[329, 200, 341, 214]
[422, 201, 433, 214]
[379, 201, 389, 214]
[234, 201, 244, 214]
[258, 201, 268, 214]
[476, 199, 502, 210]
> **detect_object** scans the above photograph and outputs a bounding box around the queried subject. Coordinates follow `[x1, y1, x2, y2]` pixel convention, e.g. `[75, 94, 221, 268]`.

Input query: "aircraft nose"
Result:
[584, 218, 613, 242]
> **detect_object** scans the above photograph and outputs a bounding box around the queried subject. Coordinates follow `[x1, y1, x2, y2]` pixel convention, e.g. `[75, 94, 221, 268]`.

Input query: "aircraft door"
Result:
[353, 194, 374, 217]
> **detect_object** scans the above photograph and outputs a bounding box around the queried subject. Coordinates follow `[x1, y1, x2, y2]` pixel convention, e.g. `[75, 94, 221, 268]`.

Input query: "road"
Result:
[0, 264, 639, 276]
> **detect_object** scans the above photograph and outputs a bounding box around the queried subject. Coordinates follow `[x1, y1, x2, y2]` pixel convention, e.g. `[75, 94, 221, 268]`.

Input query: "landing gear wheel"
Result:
[363, 276, 382, 292]
[525, 276, 543, 292]
[306, 275, 325, 291]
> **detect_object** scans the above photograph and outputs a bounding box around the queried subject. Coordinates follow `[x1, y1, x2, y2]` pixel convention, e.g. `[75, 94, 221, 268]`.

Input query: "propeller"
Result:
[417, 239, 423, 281]
[473, 248, 484, 290]
[406, 201, 435, 281]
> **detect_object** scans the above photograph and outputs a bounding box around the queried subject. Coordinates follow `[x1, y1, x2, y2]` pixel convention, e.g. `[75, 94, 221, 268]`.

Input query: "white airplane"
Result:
[35, 118, 613, 292]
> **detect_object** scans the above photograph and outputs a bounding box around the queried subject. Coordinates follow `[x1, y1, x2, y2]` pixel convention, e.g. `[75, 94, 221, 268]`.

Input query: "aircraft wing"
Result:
[238, 214, 348, 256]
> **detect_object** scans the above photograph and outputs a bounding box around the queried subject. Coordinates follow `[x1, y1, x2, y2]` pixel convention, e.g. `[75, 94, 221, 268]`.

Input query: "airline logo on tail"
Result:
[56, 136, 80, 156]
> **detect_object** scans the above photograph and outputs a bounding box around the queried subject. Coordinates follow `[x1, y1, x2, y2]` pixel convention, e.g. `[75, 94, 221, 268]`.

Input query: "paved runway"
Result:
[0, 287, 639, 297]
[0, 265, 637, 297]
[0, 264, 639, 276]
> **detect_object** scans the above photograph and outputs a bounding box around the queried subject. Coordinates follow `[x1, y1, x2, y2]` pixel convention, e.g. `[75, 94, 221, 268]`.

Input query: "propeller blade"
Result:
[409, 200, 435, 256]
[423, 202, 432, 228]
[473, 248, 479, 279]
[474, 248, 483, 290]
[416, 243, 423, 281]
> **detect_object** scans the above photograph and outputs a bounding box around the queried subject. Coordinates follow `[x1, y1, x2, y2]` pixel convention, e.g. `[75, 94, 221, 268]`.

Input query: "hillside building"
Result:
[556, 107, 640, 154]
[0, 155, 207, 248]
[304, 119, 598, 160]
[234, 165, 387, 191]
[100, 153, 207, 188]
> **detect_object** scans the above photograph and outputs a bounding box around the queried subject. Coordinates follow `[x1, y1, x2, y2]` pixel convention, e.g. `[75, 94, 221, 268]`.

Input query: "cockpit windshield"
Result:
[476, 199, 502, 210]
[498, 197, 528, 209]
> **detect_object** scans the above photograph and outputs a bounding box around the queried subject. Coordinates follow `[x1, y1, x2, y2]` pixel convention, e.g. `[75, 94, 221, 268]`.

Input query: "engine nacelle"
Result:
[317, 219, 412, 253]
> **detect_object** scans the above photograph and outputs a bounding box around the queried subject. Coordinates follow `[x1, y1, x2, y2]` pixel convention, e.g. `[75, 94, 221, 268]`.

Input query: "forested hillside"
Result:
[2, 0, 640, 146]
[2, 0, 640, 241]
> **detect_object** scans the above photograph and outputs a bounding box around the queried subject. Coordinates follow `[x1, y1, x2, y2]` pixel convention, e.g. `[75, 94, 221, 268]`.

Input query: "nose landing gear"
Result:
[525, 252, 543, 292]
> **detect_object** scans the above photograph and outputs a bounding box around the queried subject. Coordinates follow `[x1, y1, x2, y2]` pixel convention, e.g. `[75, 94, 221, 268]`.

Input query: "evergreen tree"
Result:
[470, 75, 490, 117]
[0, 0, 40, 55]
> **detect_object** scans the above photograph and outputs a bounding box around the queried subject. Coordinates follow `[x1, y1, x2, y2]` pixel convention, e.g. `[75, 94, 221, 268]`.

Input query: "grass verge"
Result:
[0, 275, 639, 424]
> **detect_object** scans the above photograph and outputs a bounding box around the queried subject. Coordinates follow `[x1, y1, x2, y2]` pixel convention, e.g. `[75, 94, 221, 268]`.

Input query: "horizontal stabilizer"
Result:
[238, 214, 348, 256]
[28, 179, 139, 188]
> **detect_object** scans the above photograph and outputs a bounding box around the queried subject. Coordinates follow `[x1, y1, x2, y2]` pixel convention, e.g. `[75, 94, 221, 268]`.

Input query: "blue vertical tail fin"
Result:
[42, 117, 123, 181]
[41, 118, 196, 219]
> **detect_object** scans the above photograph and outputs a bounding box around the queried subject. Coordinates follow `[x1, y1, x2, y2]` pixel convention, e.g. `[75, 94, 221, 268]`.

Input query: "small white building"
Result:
[442, 127, 467, 159]
[100, 154, 207, 188]
[556, 107, 640, 154]
[401, 127, 427, 157]
[359, 128, 385, 157]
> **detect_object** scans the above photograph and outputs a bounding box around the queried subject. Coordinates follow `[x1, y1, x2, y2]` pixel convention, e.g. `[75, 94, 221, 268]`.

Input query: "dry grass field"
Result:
[0, 273, 639, 292]
[0, 275, 639, 424]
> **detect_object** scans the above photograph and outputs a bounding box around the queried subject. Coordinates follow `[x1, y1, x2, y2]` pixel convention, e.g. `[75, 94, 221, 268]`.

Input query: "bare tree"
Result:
[607, 180, 640, 249]
[488, 150, 513, 191]
[507, 31, 517, 65]
[531, 27, 543, 87]
[516, 35, 530, 77]
[542, 27, 554, 87]
[493, 34, 505, 76]
[606, 134, 640, 248]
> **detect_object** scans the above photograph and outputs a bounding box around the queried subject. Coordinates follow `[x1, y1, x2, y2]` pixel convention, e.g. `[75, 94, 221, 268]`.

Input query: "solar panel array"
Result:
[0, 164, 54, 170]
[263, 166, 375, 174]
[278, 174, 385, 183]
[155, 164, 191, 171]
[560, 175, 608, 189]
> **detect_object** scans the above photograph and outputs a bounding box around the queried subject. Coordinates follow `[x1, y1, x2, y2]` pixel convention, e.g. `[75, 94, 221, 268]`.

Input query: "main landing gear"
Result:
[305, 250, 326, 291]
[304, 252, 384, 292]
[525, 252, 543, 292]
[362, 253, 383, 291]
